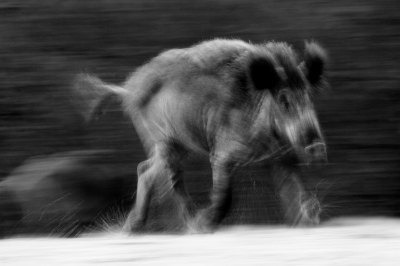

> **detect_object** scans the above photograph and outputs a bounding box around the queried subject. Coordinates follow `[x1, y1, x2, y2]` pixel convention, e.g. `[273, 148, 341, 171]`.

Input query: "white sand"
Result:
[1, 217, 400, 266]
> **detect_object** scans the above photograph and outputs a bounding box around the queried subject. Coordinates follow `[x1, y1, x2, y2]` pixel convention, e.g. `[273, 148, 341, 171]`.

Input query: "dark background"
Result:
[0, 0, 399, 228]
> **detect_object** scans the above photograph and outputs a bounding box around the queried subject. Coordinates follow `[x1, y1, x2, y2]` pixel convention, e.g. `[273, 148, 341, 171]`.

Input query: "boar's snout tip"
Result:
[304, 142, 327, 164]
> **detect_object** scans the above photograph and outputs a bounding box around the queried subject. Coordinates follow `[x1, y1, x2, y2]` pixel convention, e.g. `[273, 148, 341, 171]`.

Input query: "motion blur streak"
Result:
[0, 2, 399, 265]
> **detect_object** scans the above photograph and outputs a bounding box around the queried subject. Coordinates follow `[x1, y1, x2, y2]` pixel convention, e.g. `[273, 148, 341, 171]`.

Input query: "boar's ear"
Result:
[302, 41, 328, 90]
[249, 57, 282, 93]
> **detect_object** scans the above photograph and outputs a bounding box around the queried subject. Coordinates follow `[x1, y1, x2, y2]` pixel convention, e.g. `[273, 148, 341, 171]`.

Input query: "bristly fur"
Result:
[264, 42, 304, 89]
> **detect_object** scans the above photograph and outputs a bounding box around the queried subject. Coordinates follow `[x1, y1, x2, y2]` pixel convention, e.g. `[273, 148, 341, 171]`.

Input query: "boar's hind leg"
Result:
[273, 163, 321, 226]
[122, 158, 153, 233]
[123, 143, 189, 233]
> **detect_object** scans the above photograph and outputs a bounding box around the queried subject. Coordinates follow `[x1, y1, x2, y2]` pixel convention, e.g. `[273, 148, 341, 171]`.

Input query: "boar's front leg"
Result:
[273, 160, 321, 226]
[193, 152, 237, 232]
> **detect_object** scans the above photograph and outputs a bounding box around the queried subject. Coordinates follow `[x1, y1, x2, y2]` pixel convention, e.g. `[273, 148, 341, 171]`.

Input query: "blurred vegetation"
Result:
[0, 0, 399, 223]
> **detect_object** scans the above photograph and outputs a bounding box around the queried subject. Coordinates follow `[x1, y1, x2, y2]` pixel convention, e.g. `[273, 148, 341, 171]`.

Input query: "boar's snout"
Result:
[304, 141, 327, 164]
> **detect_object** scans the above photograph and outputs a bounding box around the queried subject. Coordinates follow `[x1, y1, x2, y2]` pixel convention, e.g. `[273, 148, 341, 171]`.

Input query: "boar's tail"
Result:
[72, 73, 131, 123]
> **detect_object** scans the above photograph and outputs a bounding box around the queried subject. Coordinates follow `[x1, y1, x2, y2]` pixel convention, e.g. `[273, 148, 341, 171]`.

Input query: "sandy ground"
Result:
[1, 217, 400, 266]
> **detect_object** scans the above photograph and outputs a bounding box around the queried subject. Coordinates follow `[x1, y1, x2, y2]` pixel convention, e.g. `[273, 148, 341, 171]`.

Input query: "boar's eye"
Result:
[249, 57, 282, 93]
[278, 91, 290, 111]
